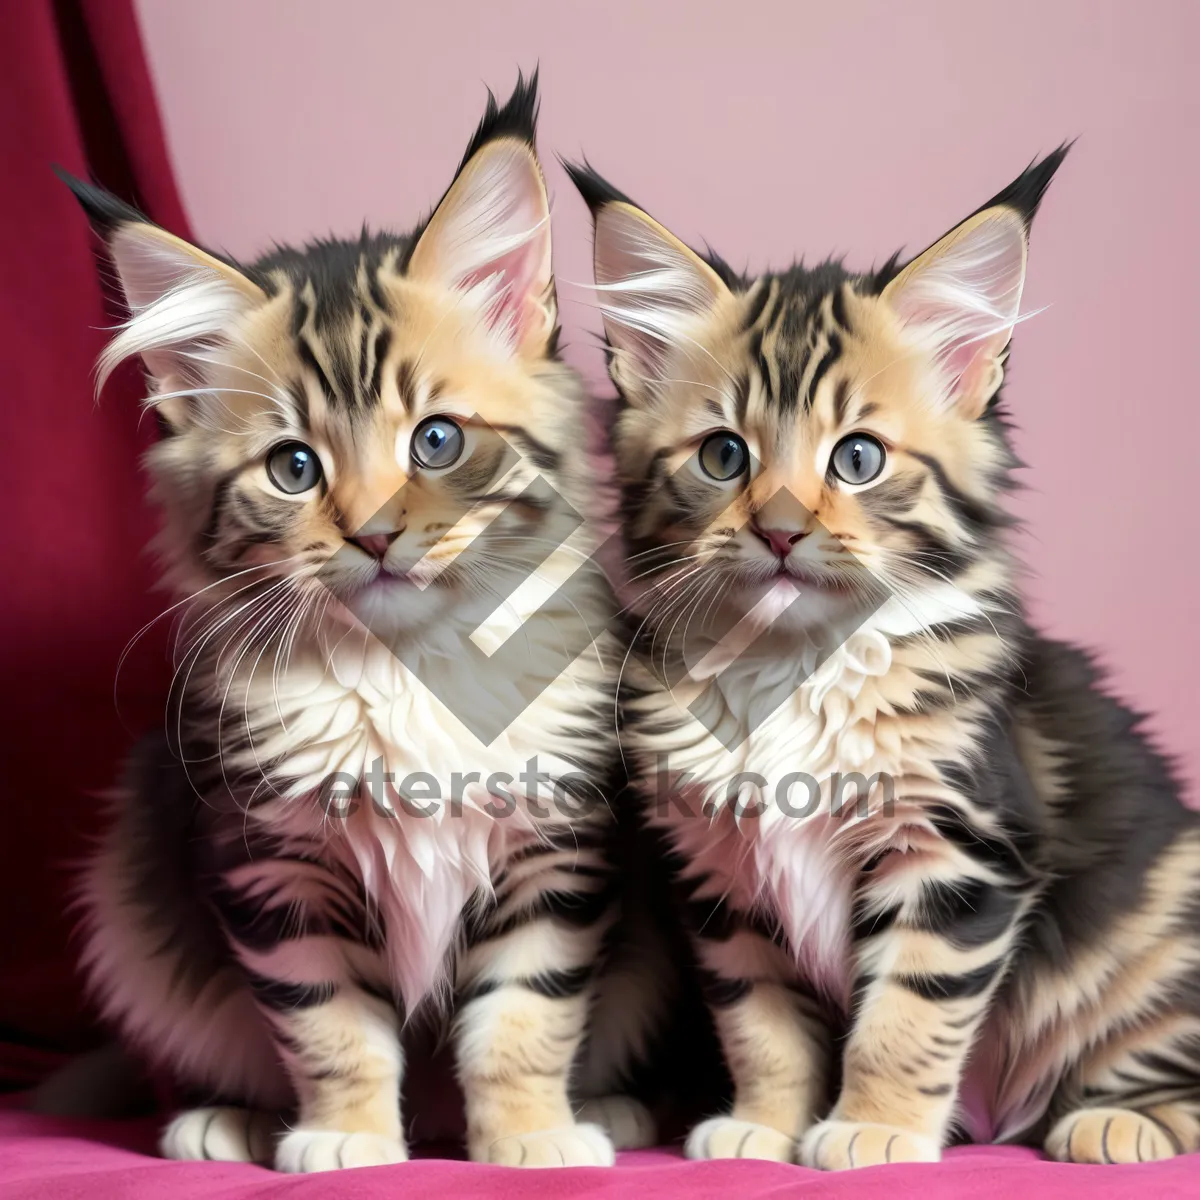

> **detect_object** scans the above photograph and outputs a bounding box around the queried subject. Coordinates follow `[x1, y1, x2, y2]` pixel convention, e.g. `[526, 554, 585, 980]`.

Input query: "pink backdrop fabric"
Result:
[133, 0, 1200, 794]
[4, 1111, 1199, 1200]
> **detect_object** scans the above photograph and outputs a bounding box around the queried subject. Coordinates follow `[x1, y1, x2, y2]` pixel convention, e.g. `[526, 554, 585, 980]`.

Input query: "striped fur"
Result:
[571, 148, 1200, 1168]
[64, 75, 655, 1172]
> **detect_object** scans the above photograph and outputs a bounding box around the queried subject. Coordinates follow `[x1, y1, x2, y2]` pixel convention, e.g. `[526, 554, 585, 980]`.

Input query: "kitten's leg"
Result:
[1046, 1011, 1200, 1163]
[571, 859, 671, 1151]
[571, 951, 658, 1150]
[260, 983, 408, 1172]
[685, 917, 830, 1163]
[455, 841, 616, 1167]
[801, 831, 1026, 1170]
[212, 861, 407, 1172]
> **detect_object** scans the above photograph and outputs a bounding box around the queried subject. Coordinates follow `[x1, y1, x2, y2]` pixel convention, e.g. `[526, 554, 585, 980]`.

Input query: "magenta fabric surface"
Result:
[3, 1112, 1198, 1199]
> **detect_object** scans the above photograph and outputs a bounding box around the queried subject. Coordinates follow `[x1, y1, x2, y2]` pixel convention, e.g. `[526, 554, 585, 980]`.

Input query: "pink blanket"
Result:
[3, 1111, 1196, 1199]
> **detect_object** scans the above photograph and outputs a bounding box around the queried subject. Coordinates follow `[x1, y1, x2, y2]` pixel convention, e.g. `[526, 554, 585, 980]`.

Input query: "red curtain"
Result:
[0, 0, 186, 1086]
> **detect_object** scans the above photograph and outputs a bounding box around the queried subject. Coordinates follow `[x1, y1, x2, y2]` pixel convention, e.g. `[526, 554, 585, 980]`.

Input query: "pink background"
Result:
[133, 0, 1199, 791]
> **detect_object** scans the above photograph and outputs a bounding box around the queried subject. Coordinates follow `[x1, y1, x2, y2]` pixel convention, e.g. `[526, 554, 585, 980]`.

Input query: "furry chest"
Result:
[640, 628, 915, 1001]
[239, 641, 602, 1011]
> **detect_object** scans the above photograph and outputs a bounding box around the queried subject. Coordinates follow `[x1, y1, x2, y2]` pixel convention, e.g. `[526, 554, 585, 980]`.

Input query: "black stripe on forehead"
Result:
[733, 373, 751, 424]
[833, 378, 852, 426]
[322, 322, 359, 407]
[775, 351, 803, 417]
[356, 305, 372, 398]
[396, 359, 419, 411]
[293, 299, 360, 412]
[830, 282, 850, 333]
[742, 266, 840, 415]
[252, 231, 410, 310]
[732, 261, 881, 420]
[804, 328, 842, 414]
[255, 233, 413, 412]
[297, 335, 335, 410]
[291, 284, 339, 415]
[741, 278, 774, 331]
[368, 327, 391, 401]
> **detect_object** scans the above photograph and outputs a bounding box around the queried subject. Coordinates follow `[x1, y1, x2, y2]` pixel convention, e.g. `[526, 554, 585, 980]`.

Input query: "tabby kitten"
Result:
[66, 76, 649, 1172]
[569, 150, 1200, 1168]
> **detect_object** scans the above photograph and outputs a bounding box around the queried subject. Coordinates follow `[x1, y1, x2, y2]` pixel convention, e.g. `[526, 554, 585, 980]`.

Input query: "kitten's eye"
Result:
[266, 441, 322, 494]
[411, 417, 464, 470]
[699, 432, 749, 482]
[830, 433, 885, 485]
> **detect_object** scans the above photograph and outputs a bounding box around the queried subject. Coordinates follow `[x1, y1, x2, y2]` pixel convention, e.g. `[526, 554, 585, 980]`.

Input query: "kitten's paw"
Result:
[274, 1128, 408, 1172]
[685, 1116, 797, 1162]
[575, 1095, 656, 1149]
[1046, 1107, 1186, 1163]
[801, 1120, 940, 1170]
[160, 1106, 277, 1162]
[475, 1123, 615, 1167]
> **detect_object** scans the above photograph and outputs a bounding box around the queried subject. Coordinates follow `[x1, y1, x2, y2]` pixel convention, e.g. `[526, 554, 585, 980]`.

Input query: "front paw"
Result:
[685, 1116, 797, 1162]
[474, 1122, 615, 1167]
[161, 1106, 279, 1162]
[275, 1128, 408, 1172]
[801, 1120, 940, 1170]
[1046, 1108, 1185, 1164]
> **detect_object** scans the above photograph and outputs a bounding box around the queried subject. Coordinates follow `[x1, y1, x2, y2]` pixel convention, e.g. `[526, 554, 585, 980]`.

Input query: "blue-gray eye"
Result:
[412, 417, 464, 469]
[699, 432, 748, 482]
[266, 441, 322, 494]
[831, 433, 885, 485]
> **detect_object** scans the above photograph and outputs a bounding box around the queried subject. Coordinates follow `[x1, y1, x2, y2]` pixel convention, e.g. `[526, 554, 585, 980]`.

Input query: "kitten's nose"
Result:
[752, 524, 805, 559]
[348, 531, 400, 559]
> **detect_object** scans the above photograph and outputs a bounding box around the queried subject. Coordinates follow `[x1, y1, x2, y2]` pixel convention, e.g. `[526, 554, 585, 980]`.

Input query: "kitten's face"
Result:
[149, 245, 579, 639]
[573, 153, 1065, 639]
[613, 275, 1010, 631]
[78, 80, 581, 641]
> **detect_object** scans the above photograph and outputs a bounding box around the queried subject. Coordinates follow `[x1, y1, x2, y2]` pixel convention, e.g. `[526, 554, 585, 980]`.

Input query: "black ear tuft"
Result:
[53, 165, 150, 235]
[973, 141, 1074, 226]
[561, 158, 638, 215]
[456, 67, 541, 171]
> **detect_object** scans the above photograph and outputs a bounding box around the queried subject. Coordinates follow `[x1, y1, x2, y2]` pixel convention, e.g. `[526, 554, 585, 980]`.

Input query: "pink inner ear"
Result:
[890, 210, 1027, 396]
[411, 139, 554, 350]
[462, 231, 547, 343]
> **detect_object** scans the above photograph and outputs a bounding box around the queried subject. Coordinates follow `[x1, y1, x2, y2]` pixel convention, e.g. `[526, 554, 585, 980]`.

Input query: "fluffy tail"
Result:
[72, 734, 288, 1110]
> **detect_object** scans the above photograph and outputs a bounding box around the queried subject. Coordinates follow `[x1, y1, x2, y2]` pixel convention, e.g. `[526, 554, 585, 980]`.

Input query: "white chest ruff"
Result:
[639, 595, 966, 999]
[234, 624, 607, 1011]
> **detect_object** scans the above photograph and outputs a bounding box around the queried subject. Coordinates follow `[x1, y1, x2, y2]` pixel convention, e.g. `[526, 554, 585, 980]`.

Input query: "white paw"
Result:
[685, 1116, 796, 1162]
[477, 1122, 616, 1167]
[575, 1095, 657, 1149]
[274, 1128, 408, 1172]
[801, 1119, 940, 1169]
[160, 1107, 277, 1162]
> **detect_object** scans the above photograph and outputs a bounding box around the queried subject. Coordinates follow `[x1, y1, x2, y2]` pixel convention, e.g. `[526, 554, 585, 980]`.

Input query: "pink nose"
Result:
[348, 532, 397, 559]
[753, 525, 805, 559]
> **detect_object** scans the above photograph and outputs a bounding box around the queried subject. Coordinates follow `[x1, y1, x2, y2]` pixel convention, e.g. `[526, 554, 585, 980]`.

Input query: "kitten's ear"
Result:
[407, 71, 555, 356]
[882, 145, 1069, 418]
[56, 168, 264, 418]
[565, 162, 731, 397]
